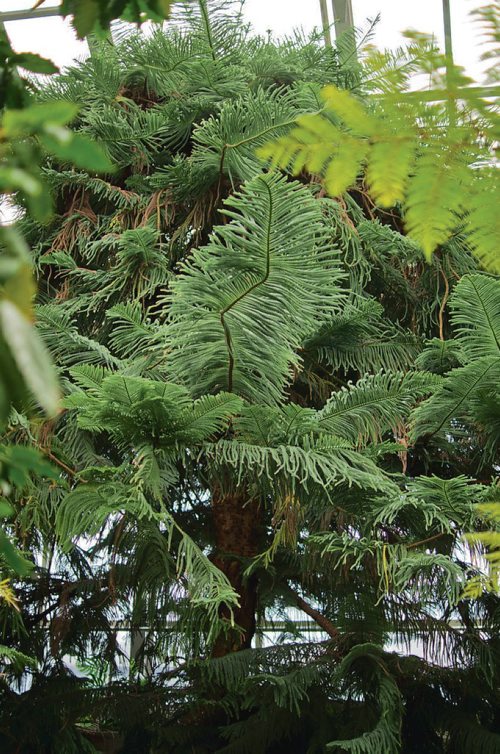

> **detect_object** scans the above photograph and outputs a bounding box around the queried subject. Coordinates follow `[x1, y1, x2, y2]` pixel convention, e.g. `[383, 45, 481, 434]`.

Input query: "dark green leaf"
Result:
[40, 128, 114, 173]
[0, 529, 32, 575]
[3, 102, 79, 135]
[0, 301, 60, 416]
[71, 0, 100, 39]
[0, 167, 42, 198]
[0, 446, 56, 488]
[11, 53, 59, 75]
[0, 501, 13, 519]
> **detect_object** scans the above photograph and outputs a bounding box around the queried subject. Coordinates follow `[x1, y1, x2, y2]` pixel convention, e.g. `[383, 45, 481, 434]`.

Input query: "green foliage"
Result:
[0, 643, 36, 672]
[327, 645, 403, 754]
[316, 371, 441, 444]
[259, 19, 500, 272]
[0, 227, 59, 422]
[55, 481, 239, 644]
[411, 274, 500, 459]
[0, 11, 115, 430]
[302, 299, 421, 376]
[1, 86, 113, 223]
[54, 0, 175, 38]
[464, 500, 500, 597]
[0, 5, 498, 753]
[167, 172, 344, 403]
[0, 445, 55, 575]
[0, 13, 116, 622]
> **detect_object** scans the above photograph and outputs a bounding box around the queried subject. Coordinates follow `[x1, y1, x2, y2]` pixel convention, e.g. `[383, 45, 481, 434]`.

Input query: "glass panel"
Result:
[3, 4, 88, 70]
[353, 0, 491, 82]
[243, 0, 322, 38]
[1, 2, 492, 82]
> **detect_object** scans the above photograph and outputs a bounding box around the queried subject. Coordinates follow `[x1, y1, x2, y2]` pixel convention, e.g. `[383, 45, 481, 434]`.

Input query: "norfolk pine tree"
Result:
[0, 3, 499, 752]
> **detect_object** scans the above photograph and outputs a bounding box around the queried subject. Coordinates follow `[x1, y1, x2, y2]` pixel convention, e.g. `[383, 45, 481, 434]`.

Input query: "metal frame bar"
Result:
[0, 4, 111, 54]
[330, 0, 354, 39]
[0, 7, 60, 23]
[330, 0, 356, 61]
[318, 0, 332, 48]
[442, 0, 454, 63]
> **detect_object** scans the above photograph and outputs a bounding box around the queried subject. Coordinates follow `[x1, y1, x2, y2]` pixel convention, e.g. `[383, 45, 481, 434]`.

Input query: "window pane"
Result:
[354, 0, 491, 81]
[3, 6, 88, 70]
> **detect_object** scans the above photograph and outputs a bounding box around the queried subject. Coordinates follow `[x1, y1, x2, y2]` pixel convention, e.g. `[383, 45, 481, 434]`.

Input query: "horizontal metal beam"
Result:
[0, 7, 60, 23]
[396, 85, 500, 102]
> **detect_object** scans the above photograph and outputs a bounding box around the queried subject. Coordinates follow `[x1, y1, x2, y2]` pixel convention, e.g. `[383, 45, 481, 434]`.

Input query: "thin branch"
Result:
[37, 446, 87, 482]
[407, 532, 447, 550]
[287, 584, 340, 640]
[439, 266, 450, 341]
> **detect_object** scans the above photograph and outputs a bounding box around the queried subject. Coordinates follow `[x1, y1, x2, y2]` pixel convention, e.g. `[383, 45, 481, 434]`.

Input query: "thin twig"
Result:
[407, 532, 446, 550]
[438, 267, 450, 341]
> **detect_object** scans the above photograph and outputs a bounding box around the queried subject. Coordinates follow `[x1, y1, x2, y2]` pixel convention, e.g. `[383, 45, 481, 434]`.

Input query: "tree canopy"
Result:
[0, 2, 499, 753]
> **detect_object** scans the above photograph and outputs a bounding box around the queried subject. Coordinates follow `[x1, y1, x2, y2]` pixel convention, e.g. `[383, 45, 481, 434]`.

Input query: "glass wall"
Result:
[1, 1, 492, 81]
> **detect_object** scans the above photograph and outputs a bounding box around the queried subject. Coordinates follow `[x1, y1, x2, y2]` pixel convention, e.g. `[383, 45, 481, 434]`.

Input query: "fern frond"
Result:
[259, 77, 499, 268]
[461, 171, 499, 273]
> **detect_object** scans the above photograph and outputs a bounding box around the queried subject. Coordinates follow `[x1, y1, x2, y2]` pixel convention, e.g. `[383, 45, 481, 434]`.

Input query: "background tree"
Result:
[0, 2, 499, 753]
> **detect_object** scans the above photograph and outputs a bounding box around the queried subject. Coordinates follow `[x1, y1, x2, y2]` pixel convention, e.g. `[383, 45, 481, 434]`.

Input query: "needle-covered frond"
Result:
[105, 302, 160, 360]
[317, 371, 440, 444]
[308, 532, 465, 605]
[259, 68, 499, 270]
[412, 274, 500, 444]
[302, 300, 421, 374]
[372, 475, 486, 533]
[55, 481, 239, 643]
[65, 373, 242, 450]
[448, 273, 500, 360]
[327, 645, 403, 754]
[36, 305, 120, 368]
[191, 87, 303, 185]
[167, 172, 344, 403]
[414, 338, 463, 374]
[204, 400, 405, 495]
[411, 356, 500, 441]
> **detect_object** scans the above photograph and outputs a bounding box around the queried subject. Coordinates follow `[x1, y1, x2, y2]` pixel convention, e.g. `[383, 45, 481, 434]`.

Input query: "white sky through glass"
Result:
[1, 0, 491, 81]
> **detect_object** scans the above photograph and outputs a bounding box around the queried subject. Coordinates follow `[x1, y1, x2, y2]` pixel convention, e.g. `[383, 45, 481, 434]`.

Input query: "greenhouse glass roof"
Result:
[0, 0, 494, 82]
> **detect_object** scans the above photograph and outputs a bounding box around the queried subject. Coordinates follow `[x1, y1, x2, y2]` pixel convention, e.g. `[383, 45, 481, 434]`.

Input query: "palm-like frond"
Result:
[167, 172, 344, 403]
[317, 371, 440, 444]
[412, 274, 500, 444]
[449, 274, 500, 360]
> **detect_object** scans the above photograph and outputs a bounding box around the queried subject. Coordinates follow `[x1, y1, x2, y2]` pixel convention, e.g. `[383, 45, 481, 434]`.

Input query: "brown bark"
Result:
[211, 487, 261, 657]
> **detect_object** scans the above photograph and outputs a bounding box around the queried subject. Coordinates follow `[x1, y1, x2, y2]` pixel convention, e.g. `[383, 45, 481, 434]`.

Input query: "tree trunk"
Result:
[211, 487, 261, 657]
